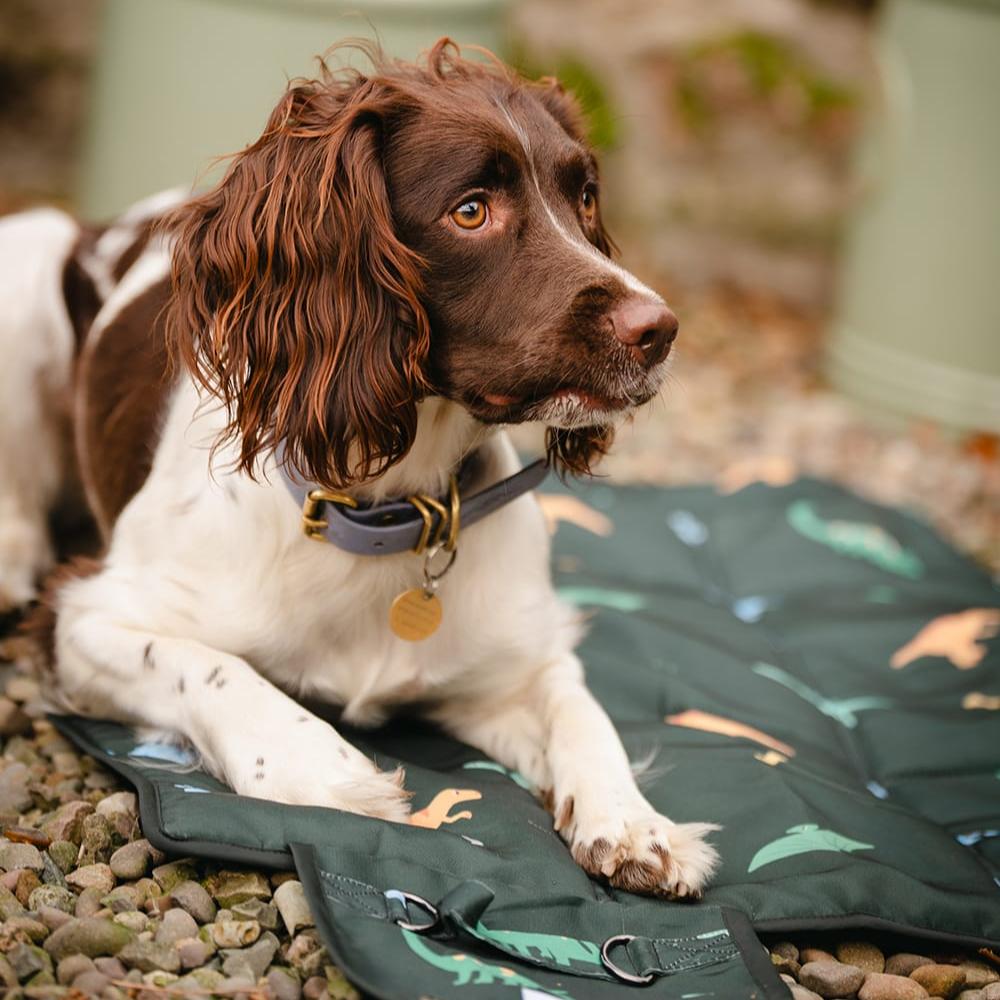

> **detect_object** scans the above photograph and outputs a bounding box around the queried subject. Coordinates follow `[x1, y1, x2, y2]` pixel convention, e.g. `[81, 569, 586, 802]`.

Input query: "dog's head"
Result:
[165, 39, 677, 490]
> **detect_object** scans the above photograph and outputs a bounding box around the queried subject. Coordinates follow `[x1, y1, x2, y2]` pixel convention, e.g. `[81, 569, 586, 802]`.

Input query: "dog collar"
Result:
[277, 447, 548, 556]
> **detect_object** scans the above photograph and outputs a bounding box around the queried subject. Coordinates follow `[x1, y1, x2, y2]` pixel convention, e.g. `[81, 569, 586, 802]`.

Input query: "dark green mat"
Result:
[56, 477, 1000, 999]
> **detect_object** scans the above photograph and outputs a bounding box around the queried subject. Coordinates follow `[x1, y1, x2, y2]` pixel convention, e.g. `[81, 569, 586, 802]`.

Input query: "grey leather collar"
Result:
[278, 446, 548, 556]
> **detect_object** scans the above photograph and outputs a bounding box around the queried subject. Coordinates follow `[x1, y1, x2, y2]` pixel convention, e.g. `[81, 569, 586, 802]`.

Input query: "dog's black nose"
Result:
[610, 300, 679, 367]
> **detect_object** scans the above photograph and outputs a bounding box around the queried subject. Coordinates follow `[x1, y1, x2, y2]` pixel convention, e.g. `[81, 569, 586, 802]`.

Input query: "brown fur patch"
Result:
[19, 556, 103, 669]
[76, 278, 174, 537]
[554, 794, 575, 832]
[571, 837, 614, 874]
[61, 227, 105, 347]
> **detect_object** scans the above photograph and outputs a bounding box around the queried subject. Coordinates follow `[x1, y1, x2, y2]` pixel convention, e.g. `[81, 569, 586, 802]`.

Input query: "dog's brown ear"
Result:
[164, 74, 430, 490]
[532, 77, 617, 258]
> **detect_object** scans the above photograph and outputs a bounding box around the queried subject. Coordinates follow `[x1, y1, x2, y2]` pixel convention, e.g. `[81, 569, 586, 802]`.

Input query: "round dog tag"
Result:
[389, 588, 442, 641]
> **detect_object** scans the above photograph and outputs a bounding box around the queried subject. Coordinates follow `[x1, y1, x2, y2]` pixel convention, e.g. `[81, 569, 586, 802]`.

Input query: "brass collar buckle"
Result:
[301, 488, 359, 540]
[407, 476, 461, 555]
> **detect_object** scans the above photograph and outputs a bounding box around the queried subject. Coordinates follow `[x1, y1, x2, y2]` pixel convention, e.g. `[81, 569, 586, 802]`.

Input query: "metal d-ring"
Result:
[600, 934, 654, 985]
[384, 889, 439, 933]
[422, 543, 457, 589]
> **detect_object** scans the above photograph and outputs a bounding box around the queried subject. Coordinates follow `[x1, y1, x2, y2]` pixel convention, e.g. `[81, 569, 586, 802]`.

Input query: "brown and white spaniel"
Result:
[0, 40, 717, 897]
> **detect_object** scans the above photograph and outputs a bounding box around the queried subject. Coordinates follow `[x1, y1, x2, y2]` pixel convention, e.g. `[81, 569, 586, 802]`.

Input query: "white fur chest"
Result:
[103, 382, 571, 727]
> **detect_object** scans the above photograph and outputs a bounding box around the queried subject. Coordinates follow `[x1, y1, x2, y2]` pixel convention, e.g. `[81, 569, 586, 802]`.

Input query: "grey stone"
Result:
[76, 813, 114, 866]
[94, 792, 137, 819]
[28, 885, 74, 914]
[859, 973, 930, 1000]
[155, 906, 198, 945]
[40, 852, 67, 888]
[44, 916, 135, 960]
[93, 957, 127, 979]
[8, 942, 52, 982]
[117, 938, 182, 974]
[221, 930, 279, 981]
[231, 896, 280, 930]
[112, 910, 148, 933]
[109, 839, 153, 881]
[268, 966, 303, 1000]
[169, 879, 216, 923]
[40, 801, 94, 845]
[72, 969, 111, 995]
[151, 859, 199, 893]
[102, 884, 144, 914]
[37, 905, 73, 931]
[303, 975, 329, 999]
[799, 959, 866, 998]
[176, 937, 212, 969]
[0, 763, 32, 815]
[205, 869, 272, 908]
[982, 986, 1000, 1000]
[55, 953, 95, 985]
[4, 915, 50, 943]
[274, 879, 314, 935]
[0, 842, 44, 873]
[886, 955, 935, 978]
[74, 885, 105, 918]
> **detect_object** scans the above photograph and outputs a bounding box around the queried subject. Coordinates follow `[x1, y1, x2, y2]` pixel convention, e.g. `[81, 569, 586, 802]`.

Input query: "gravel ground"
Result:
[0, 290, 997, 997]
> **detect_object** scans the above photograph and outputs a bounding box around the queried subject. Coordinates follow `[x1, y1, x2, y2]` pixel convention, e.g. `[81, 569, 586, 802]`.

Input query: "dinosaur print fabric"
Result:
[55, 477, 1000, 1000]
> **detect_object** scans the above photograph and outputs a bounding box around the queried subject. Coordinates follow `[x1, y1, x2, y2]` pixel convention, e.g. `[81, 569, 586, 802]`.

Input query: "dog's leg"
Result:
[439, 656, 719, 898]
[0, 210, 79, 610]
[53, 581, 410, 820]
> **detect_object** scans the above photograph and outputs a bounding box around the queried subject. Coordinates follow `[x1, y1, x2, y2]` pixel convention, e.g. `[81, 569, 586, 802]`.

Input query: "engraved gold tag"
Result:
[389, 588, 442, 641]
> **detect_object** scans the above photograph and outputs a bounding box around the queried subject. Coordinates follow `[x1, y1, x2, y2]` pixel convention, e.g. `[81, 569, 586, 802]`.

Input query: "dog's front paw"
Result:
[561, 806, 720, 899]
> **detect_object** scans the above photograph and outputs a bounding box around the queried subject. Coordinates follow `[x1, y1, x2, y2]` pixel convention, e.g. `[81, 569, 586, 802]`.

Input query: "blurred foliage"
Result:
[508, 43, 619, 150]
[675, 30, 858, 137]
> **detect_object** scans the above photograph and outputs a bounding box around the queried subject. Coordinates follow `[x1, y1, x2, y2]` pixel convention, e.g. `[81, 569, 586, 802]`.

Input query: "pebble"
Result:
[0, 762, 33, 815]
[14, 868, 41, 905]
[911, 966, 967, 1000]
[40, 801, 94, 844]
[112, 910, 148, 933]
[150, 859, 198, 894]
[773, 942, 800, 962]
[154, 906, 198, 945]
[44, 916, 135, 960]
[94, 792, 137, 819]
[956, 991, 984, 1000]
[0, 842, 44, 873]
[0, 884, 25, 919]
[274, 879, 315, 935]
[45, 841, 78, 875]
[176, 937, 212, 969]
[960, 964, 1000, 989]
[0, 696, 31, 737]
[983, 986, 1000, 1000]
[2, 826, 51, 850]
[206, 869, 272, 908]
[37, 905, 73, 931]
[303, 975, 329, 1000]
[210, 918, 261, 948]
[860, 973, 931, 999]
[40, 852, 66, 888]
[231, 896, 280, 930]
[888, 956, 935, 977]
[76, 813, 114, 866]
[799, 960, 866, 999]
[221, 930, 279, 981]
[109, 839, 153, 880]
[5, 915, 50, 943]
[65, 862, 115, 895]
[169, 879, 216, 924]
[8, 942, 52, 982]
[117, 938, 181, 974]
[0, 955, 16, 988]
[268, 966, 303, 1000]
[73, 968, 112, 994]
[5, 676, 40, 703]
[103, 884, 144, 913]
[93, 956, 127, 979]
[74, 886, 105, 918]
[837, 942, 886, 974]
[802, 949, 839, 965]
[55, 954, 95, 985]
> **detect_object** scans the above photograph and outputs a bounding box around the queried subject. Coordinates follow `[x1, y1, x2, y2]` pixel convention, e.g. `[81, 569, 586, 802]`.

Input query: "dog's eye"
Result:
[581, 188, 598, 225]
[450, 199, 488, 230]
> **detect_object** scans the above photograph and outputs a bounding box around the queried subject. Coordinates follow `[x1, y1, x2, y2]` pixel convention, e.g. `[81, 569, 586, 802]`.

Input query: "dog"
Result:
[0, 39, 718, 898]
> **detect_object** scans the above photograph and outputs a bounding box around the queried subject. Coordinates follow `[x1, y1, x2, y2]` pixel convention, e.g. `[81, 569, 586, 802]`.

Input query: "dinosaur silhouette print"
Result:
[665, 709, 796, 757]
[891, 609, 1000, 670]
[409, 788, 482, 829]
[964, 692, 1000, 711]
[748, 824, 874, 873]
[536, 494, 613, 537]
[752, 662, 892, 729]
[402, 929, 572, 998]
[786, 500, 923, 578]
[716, 455, 798, 495]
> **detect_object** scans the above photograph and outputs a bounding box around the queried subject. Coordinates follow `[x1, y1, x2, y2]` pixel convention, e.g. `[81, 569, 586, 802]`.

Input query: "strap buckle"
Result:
[601, 935, 655, 985]
[301, 488, 359, 540]
[408, 476, 460, 555]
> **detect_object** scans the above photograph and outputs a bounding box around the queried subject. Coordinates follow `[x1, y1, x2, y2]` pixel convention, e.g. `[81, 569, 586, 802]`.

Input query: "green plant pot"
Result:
[828, 0, 1000, 433]
[79, 0, 507, 220]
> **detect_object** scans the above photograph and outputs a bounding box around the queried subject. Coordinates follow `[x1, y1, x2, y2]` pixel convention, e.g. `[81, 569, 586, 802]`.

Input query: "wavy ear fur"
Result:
[164, 73, 430, 490]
